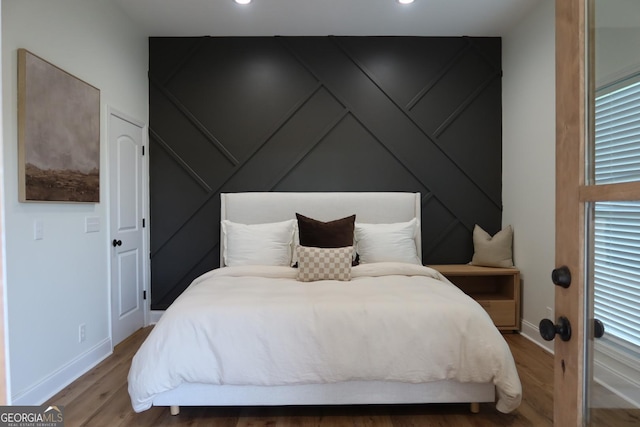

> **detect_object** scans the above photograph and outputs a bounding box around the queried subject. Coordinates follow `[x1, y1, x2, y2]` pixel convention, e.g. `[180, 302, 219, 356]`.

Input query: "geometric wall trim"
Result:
[149, 36, 502, 309]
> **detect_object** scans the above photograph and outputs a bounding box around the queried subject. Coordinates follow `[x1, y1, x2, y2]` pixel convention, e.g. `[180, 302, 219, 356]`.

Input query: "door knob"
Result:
[112, 239, 122, 247]
[539, 316, 572, 341]
[552, 266, 571, 288]
[594, 319, 605, 339]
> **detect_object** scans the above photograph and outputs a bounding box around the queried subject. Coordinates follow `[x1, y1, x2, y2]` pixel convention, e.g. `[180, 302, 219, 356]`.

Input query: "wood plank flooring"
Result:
[42, 327, 632, 426]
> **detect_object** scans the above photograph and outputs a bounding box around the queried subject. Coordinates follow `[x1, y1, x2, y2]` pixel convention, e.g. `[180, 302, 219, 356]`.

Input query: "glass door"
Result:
[554, 0, 640, 425]
[586, 1, 640, 424]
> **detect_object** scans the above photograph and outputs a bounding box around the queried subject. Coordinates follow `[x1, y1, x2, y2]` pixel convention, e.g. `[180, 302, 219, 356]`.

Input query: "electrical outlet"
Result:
[546, 306, 553, 320]
[79, 324, 86, 343]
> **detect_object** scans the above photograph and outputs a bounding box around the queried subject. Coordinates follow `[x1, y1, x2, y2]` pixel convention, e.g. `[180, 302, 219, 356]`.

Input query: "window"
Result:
[594, 78, 640, 185]
[594, 201, 640, 350]
[594, 74, 640, 352]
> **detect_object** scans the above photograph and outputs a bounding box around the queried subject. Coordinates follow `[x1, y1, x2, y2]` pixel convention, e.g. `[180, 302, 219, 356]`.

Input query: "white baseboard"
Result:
[149, 310, 164, 324]
[520, 318, 554, 354]
[11, 338, 112, 405]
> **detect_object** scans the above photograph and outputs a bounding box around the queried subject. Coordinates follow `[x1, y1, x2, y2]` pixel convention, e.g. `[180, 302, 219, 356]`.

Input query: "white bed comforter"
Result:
[128, 263, 522, 413]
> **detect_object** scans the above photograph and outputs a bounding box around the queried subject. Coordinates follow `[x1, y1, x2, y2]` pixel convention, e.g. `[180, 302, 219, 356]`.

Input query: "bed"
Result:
[128, 192, 522, 415]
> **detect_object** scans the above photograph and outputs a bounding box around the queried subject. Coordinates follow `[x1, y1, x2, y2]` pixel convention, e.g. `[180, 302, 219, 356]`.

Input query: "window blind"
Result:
[594, 201, 640, 349]
[594, 79, 640, 184]
[594, 76, 640, 350]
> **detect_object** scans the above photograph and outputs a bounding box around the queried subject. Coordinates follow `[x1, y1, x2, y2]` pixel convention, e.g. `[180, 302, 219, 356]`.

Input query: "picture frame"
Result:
[18, 49, 100, 203]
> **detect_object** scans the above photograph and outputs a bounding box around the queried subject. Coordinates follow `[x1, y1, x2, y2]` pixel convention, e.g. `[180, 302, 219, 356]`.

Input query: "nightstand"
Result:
[428, 264, 521, 332]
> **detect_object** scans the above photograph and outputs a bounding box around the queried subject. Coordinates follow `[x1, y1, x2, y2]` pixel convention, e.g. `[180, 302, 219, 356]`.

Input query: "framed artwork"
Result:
[18, 49, 100, 203]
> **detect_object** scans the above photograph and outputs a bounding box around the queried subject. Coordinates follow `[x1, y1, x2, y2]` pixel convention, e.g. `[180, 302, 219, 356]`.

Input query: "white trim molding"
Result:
[149, 310, 164, 325]
[11, 338, 111, 405]
[520, 318, 554, 354]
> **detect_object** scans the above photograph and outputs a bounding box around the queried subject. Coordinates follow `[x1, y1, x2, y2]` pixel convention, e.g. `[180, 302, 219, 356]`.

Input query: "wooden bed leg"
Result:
[170, 405, 180, 416]
[470, 402, 480, 414]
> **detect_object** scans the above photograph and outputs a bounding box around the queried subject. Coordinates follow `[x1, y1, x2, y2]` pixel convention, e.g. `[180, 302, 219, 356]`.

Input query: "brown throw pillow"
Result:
[296, 213, 355, 248]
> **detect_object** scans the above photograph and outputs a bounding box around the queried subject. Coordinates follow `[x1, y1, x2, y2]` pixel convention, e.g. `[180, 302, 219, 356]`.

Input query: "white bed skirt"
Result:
[152, 380, 495, 407]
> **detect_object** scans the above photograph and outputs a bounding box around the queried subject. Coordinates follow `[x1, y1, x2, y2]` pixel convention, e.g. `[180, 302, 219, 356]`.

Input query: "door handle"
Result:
[539, 316, 572, 341]
[112, 239, 122, 247]
[552, 266, 571, 288]
[594, 319, 605, 339]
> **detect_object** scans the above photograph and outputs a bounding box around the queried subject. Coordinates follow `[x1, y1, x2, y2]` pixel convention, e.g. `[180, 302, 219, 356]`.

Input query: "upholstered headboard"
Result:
[220, 192, 421, 266]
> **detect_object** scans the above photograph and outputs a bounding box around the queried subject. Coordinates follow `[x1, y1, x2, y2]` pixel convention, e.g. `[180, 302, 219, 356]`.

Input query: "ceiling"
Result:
[112, 0, 542, 38]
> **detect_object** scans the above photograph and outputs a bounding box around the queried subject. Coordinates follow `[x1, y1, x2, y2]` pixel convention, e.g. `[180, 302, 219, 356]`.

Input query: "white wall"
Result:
[0, 2, 10, 403]
[1, 0, 147, 403]
[595, 27, 640, 87]
[502, 0, 556, 351]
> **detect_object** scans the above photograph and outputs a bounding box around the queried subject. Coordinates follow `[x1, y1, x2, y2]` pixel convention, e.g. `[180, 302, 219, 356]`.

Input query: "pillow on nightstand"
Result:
[470, 224, 514, 268]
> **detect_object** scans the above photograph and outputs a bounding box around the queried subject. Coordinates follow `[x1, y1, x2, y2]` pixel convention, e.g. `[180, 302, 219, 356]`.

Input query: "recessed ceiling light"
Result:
[234, 0, 251, 4]
[397, 0, 415, 4]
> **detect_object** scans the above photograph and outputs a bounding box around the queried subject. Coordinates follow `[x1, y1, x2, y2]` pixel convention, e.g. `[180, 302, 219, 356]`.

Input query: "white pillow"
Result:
[221, 219, 296, 267]
[354, 218, 421, 265]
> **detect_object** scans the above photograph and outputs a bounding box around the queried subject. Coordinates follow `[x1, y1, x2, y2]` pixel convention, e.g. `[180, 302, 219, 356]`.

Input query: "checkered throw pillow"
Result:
[296, 245, 353, 282]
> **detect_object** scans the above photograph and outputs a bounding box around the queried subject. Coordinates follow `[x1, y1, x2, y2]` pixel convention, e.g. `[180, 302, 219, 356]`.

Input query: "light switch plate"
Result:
[85, 217, 100, 233]
[34, 220, 43, 240]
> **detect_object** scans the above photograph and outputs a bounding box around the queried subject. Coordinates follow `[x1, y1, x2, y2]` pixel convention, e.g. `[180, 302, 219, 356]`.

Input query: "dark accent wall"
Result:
[149, 36, 503, 310]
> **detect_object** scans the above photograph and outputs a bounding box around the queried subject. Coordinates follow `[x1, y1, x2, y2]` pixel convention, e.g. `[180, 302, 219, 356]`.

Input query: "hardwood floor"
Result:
[46, 327, 557, 427]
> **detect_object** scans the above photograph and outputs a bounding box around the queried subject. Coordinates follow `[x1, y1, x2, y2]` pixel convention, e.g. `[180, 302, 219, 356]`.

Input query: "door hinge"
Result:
[142, 218, 146, 228]
[142, 146, 145, 155]
[143, 290, 147, 300]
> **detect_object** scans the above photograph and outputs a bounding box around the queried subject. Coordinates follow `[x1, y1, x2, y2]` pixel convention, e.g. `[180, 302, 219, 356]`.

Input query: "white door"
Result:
[109, 109, 145, 346]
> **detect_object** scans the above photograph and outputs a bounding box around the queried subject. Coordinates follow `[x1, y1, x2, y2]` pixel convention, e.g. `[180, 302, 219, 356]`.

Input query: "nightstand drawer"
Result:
[476, 300, 516, 327]
[428, 264, 521, 332]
